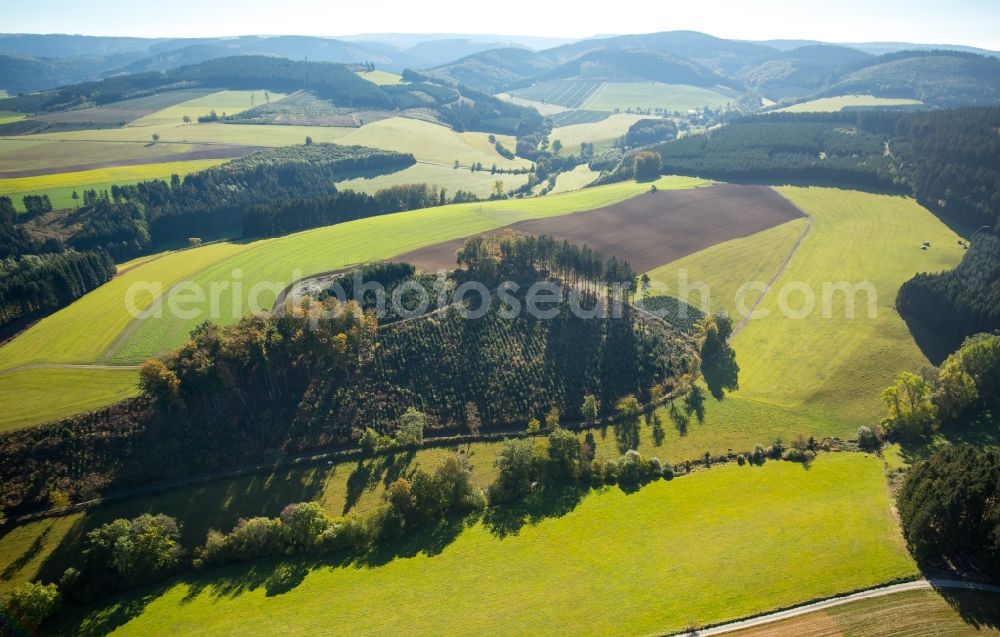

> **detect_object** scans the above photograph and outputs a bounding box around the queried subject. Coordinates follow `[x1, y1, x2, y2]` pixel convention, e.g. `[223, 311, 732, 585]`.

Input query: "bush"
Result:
[782, 448, 815, 463]
[751, 444, 766, 465]
[82, 514, 182, 588]
[280, 502, 329, 551]
[617, 449, 644, 483]
[225, 517, 286, 560]
[3, 581, 61, 630]
[616, 394, 642, 418]
[856, 426, 880, 451]
[489, 438, 539, 503]
[662, 462, 675, 480]
[547, 427, 582, 480]
[394, 408, 426, 446]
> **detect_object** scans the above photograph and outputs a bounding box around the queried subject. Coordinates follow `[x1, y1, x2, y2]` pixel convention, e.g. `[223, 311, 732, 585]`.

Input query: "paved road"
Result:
[675, 579, 1000, 636]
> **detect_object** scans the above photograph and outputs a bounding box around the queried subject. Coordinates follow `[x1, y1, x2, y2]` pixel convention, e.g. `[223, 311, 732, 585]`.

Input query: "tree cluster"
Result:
[898, 444, 1000, 578]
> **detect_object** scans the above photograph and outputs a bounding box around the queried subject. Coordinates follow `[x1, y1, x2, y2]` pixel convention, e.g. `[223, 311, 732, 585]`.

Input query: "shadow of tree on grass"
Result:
[482, 483, 589, 539]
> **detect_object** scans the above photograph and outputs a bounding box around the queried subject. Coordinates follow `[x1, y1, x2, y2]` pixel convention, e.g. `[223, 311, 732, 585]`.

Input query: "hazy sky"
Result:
[5, 0, 1000, 50]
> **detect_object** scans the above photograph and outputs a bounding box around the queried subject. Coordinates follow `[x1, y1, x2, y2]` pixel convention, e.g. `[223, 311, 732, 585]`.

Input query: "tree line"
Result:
[0, 196, 114, 333]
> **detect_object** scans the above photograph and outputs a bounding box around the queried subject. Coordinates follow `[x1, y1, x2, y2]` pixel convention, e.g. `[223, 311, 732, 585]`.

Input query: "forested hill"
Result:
[819, 50, 1000, 106]
[0, 56, 393, 113]
[0, 238, 696, 515]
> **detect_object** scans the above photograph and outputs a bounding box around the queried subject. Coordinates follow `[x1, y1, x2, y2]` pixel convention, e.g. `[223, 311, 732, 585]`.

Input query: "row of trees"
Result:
[455, 232, 639, 303]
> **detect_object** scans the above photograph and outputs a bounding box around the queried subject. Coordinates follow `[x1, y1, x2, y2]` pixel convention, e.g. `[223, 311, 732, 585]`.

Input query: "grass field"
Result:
[335, 162, 530, 198]
[335, 118, 529, 169]
[0, 367, 139, 432]
[0, 159, 227, 210]
[357, 70, 402, 85]
[728, 589, 1000, 636]
[547, 164, 600, 195]
[646, 217, 809, 316]
[639, 187, 964, 452]
[0, 139, 223, 175]
[734, 187, 963, 425]
[582, 82, 739, 112]
[495, 93, 569, 116]
[511, 79, 603, 108]
[128, 90, 289, 127]
[0, 110, 25, 125]
[775, 94, 924, 113]
[0, 178, 688, 428]
[48, 453, 917, 636]
[550, 113, 646, 153]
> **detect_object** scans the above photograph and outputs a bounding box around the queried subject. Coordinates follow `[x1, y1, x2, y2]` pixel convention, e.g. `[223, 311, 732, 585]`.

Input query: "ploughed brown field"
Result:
[394, 184, 805, 273]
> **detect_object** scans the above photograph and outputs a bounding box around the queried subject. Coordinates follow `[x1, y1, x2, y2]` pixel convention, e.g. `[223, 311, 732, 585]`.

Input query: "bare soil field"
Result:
[395, 184, 805, 272]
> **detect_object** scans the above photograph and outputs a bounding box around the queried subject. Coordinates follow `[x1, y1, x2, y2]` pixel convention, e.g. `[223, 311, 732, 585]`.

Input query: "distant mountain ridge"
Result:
[2, 31, 999, 108]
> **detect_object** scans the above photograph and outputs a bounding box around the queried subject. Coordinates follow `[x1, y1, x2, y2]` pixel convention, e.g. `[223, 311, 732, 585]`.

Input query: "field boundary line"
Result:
[667, 578, 1000, 636]
[730, 197, 813, 339]
[0, 363, 141, 376]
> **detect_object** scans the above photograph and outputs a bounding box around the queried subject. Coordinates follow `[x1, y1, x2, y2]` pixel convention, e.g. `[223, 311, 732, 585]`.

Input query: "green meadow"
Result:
[549, 113, 646, 153]
[775, 94, 924, 113]
[48, 453, 917, 637]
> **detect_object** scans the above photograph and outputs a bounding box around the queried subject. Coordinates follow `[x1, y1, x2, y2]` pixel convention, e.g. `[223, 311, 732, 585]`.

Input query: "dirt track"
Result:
[394, 184, 805, 273]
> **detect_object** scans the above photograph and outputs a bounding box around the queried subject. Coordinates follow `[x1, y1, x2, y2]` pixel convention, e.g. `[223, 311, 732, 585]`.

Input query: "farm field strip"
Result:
[6, 117, 523, 170]
[357, 70, 402, 85]
[547, 164, 600, 194]
[335, 162, 530, 199]
[511, 80, 603, 108]
[773, 94, 924, 113]
[720, 587, 1000, 636]
[581, 82, 739, 112]
[550, 112, 647, 153]
[16, 90, 217, 127]
[0, 367, 140, 433]
[47, 453, 918, 637]
[0, 139, 245, 175]
[127, 90, 289, 127]
[0, 159, 228, 210]
[548, 109, 610, 127]
[495, 93, 569, 116]
[0, 110, 26, 125]
[394, 182, 794, 274]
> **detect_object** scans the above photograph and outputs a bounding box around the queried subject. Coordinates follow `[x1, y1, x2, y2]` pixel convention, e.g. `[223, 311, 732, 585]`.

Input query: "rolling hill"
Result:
[739, 44, 873, 99]
[428, 47, 557, 94]
[819, 50, 1000, 106]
